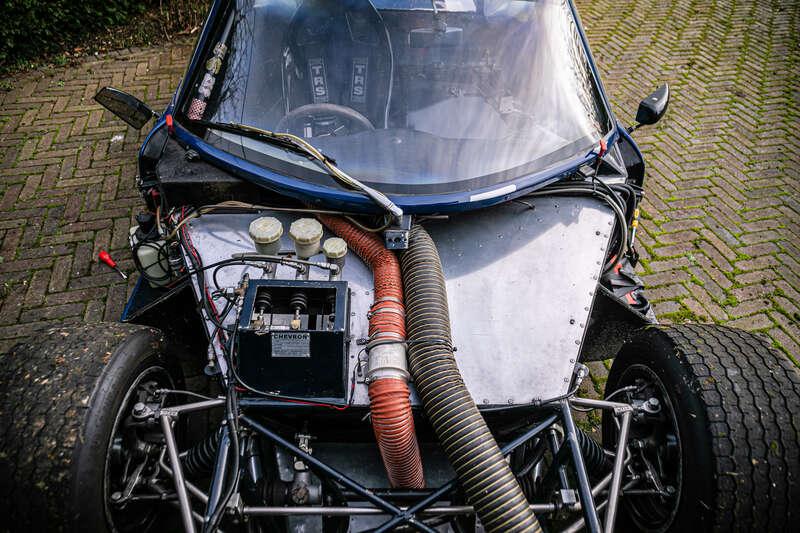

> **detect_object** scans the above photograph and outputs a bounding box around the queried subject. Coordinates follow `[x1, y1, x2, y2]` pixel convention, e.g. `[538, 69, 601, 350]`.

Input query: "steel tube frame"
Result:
[242, 503, 561, 516]
[152, 395, 637, 531]
[560, 400, 602, 533]
[204, 427, 231, 525]
[604, 409, 632, 532]
[570, 395, 635, 532]
[369, 413, 561, 532]
[547, 428, 571, 491]
[241, 415, 438, 533]
[161, 414, 197, 533]
[149, 482, 218, 531]
[159, 452, 210, 504]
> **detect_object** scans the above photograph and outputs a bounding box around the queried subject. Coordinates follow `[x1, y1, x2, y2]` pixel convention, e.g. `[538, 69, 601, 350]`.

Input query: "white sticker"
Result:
[308, 58, 328, 103]
[271, 332, 311, 358]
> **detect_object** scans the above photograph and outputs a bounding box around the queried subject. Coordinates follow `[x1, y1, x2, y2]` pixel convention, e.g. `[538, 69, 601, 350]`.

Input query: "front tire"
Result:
[0, 323, 181, 532]
[603, 324, 800, 532]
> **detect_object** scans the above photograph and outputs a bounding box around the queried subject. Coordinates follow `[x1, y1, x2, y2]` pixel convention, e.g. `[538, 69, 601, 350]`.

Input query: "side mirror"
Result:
[94, 87, 157, 130]
[632, 83, 669, 131]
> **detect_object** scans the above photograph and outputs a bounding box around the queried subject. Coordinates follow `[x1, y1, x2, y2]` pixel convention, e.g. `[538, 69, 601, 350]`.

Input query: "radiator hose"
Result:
[401, 225, 542, 532]
[317, 214, 425, 489]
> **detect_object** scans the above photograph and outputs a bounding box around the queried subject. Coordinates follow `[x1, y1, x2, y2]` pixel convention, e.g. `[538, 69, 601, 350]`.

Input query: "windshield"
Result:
[183, 0, 611, 196]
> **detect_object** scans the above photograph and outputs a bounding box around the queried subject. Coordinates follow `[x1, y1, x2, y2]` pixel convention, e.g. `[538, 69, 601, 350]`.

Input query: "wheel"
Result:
[602, 324, 800, 532]
[0, 322, 183, 532]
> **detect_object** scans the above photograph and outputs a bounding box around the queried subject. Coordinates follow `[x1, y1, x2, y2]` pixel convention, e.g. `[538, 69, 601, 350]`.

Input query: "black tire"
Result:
[0, 322, 181, 533]
[603, 324, 800, 532]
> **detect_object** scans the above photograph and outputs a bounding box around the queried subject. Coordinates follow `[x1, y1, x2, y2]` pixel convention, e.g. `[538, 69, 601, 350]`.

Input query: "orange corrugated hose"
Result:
[317, 214, 425, 488]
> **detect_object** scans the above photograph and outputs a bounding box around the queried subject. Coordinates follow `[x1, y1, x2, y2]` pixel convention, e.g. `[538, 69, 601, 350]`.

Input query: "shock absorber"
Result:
[577, 428, 610, 477]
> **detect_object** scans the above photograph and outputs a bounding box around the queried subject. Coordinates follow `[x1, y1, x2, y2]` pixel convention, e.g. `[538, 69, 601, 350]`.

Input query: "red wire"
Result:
[180, 208, 347, 411]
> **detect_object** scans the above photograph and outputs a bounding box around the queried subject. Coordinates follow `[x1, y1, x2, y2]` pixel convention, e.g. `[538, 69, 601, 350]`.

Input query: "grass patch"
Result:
[661, 304, 706, 323]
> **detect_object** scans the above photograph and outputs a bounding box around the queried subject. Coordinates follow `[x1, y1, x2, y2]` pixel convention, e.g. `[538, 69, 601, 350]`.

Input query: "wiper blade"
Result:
[194, 119, 307, 155]
[193, 119, 403, 221]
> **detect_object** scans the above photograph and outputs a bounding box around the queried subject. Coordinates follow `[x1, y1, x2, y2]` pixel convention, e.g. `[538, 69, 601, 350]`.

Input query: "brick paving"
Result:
[0, 1, 798, 371]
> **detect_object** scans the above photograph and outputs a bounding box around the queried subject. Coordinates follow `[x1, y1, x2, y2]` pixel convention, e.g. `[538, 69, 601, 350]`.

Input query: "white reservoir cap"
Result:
[289, 218, 324, 258]
[322, 237, 348, 260]
[249, 217, 283, 244]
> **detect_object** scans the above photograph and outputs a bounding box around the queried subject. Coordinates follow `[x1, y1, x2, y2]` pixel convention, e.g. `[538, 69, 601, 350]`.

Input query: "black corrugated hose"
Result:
[400, 225, 542, 533]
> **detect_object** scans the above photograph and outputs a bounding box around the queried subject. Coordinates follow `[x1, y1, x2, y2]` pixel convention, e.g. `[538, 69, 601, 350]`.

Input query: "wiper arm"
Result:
[194, 119, 404, 221]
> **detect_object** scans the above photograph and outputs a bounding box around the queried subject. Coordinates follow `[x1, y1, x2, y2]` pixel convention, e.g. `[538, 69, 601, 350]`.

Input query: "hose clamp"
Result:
[366, 331, 405, 350]
[372, 296, 403, 306]
[366, 343, 409, 382]
[367, 307, 406, 319]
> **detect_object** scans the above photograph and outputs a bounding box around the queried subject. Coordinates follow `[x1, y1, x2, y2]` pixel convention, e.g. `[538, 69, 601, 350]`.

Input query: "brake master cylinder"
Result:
[288, 218, 324, 328]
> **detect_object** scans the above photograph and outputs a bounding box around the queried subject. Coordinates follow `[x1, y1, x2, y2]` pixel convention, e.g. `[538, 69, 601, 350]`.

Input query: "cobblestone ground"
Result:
[0, 0, 798, 390]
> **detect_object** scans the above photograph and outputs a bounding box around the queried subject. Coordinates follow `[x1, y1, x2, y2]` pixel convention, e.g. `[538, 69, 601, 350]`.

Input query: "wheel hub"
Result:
[104, 366, 174, 532]
[614, 367, 682, 532]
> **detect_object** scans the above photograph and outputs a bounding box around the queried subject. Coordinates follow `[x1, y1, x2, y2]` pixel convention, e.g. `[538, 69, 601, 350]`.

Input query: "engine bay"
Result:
[135, 198, 614, 409]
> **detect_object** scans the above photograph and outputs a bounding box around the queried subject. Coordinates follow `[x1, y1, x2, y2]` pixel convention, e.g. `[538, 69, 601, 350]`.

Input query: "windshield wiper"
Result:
[193, 119, 404, 221]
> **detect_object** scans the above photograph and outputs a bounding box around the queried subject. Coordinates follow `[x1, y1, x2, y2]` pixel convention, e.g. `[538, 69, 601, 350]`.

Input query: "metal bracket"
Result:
[384, 215, 412, 250]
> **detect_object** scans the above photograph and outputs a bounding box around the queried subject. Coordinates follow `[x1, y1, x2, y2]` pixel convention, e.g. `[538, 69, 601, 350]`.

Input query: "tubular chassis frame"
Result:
[153, 395, 635, 533]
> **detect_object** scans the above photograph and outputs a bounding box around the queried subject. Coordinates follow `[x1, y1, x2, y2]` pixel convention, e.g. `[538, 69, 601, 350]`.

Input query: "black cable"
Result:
[131, 239, 172, 283]
[211, 259, 302, 295]
[204, 367, 241, 533]
[180, 221, 234, 348]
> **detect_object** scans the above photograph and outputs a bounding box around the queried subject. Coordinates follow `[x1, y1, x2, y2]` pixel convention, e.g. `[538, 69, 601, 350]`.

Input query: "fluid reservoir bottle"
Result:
[129, 213, 170, 287]
[289, 218, 323, 259]
[248, 216, 283, 256]
[323, 237, 348, 280]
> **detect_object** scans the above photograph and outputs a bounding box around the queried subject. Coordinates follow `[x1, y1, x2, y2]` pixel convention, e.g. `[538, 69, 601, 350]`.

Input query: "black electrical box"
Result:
[236, 279, 350, 400]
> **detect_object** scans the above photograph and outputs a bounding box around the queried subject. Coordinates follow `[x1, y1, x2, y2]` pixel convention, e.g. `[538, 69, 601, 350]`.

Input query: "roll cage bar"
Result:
[152, 394, 636, 533]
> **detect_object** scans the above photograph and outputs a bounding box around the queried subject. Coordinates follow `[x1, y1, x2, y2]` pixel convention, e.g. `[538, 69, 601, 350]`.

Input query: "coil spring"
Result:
[183, 428, 222, 478]
[289, 291, 308, 313]
[517, 430, 609, 501]
[577, 427, 610, 476]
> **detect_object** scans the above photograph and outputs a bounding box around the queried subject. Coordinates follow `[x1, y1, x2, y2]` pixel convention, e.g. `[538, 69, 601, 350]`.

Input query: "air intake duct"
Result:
[401, 224, 542, 533]
[317, 214, 425, 489]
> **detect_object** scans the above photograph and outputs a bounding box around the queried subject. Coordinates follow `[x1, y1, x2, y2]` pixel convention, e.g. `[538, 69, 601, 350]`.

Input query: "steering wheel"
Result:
[275, 103, 375, 137]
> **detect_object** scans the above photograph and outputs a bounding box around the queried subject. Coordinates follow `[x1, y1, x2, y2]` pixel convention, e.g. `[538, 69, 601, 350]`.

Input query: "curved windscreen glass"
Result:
[186, 0, 611, 195]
